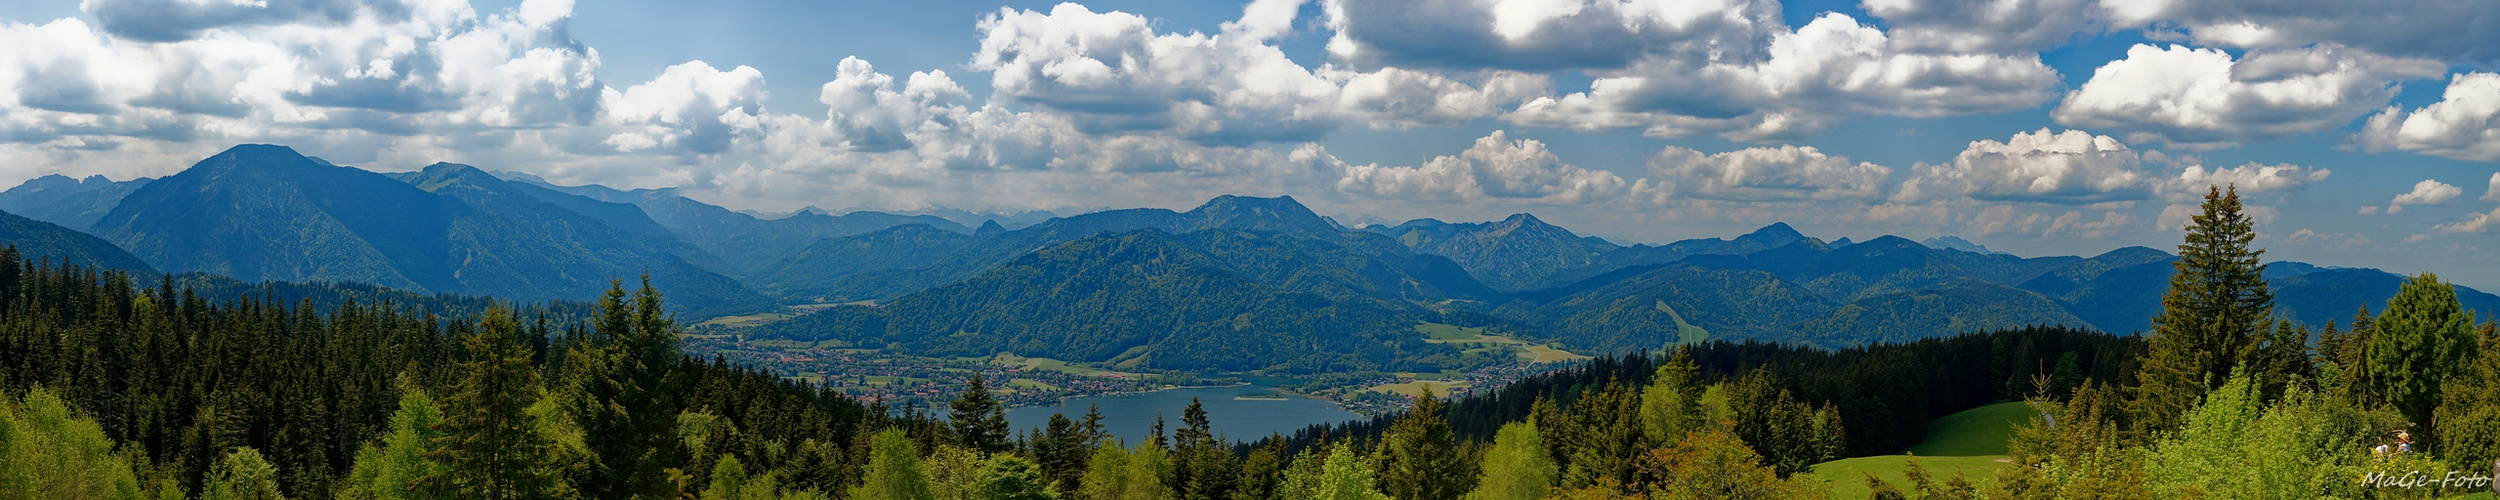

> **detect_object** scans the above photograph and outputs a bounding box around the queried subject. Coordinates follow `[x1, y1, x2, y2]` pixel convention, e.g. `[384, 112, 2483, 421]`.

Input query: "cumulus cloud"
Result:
[2357, 72, 2500, 161]
[1320, 0, 1788, 72]
[0, 0, 605, 152]
[1862, 0, 2102, 53]
[2173, 162, 2329, 193]
[2390, 179, 2463, 208]
[1505, 13, 2060, 141]
[1647, 144, 1890, 201]
[969, 2, 1539, 145]
[598, 61, 765, 155]
[1331, 130, 1628, 204]
[2054, 44, 2445, 149]
[2431, 206, 2500, 235]
[2487, 173, 2500, 203]
[1899, 128, 2153, 204]
[2101, 0, 2500, 67]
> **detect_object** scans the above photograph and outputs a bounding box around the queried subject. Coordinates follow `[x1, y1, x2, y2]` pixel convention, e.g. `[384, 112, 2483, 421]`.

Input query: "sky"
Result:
[0, 0, 2496, 288]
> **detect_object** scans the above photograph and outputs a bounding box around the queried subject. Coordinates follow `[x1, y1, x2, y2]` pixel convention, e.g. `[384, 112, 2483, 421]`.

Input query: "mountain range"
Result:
[1, 144, 2491, 372]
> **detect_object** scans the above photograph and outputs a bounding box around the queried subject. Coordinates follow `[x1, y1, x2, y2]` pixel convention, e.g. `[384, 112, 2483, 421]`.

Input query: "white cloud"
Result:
[2487, 173, 2500, 203]
[1862, 0, 2103, 53]
[2053, 44, 2444, 148]
[2357, 72, 2500, 161]
[1320, 0, 1788, 72]
[1331, 130, 1628, 204]
[2391, 179, 2463, 206]
[2101, 0, 2500, 67]
[1899, 128, 2153, 204]
[1647, 144, 1890, 201]
[2174, 162, 2329, 193]
[2432, 206, 2500, 235]
[598, 61, 765, 155]
[1505, 13, 2060, 141]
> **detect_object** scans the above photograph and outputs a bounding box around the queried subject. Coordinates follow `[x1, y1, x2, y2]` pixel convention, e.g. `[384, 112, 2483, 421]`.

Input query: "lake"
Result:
[1005, 384, 1362, 445]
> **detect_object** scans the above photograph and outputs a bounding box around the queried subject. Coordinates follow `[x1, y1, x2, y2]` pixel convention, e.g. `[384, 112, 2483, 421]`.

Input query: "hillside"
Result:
[1367, 213, 1619, 292]
[87, 145, 770, 317]
[748, 230, 1465, 372]
[0, 209, 157, 274]
[0, 174, 154, 229]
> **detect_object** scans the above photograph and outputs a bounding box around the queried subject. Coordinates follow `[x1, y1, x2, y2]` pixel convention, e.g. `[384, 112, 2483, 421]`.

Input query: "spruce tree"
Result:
[421, 306, 556, 500]
[567, 278, 683, 499]
[949, 375, 1010, 454]
[2369, 272, 2478, 440]
[2131, 185, 2273, 437]
[1380, 391, 1467, 500]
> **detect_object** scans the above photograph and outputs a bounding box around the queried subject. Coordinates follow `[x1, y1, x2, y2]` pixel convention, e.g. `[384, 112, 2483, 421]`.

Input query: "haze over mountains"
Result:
[2, 144, 2492, 372]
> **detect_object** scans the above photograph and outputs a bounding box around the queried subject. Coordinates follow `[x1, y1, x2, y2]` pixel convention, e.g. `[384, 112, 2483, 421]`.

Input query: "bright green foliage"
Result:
[1697, 383, 1735, 429]
[1380, 392, 1469, 500]
[1637, 429, 1813, 500]
[340, 386, 449, 500]
[1640, 354, 1702, 447]
[925, 444, 989, 500]
[2133, 185, 2275, 438]
[1463, 421, 1555, 500]
[2369, 272, 2478, 436]
[951, 376, 1011, 454]
[204, 447, 288, 500]
[568, 278, 686, 500]
[2438, 322, 2500, 472]
[0, 387, 148, 500]
[1280, 443, 1388, 500]
[1077, 439, 1169, 500]
[702, 455, 747, 500]
[2142, 371, 2375, 498]
[852, 429, 934, 500]
[420, 306, 558, 500]
[976, 454, 1057, 500]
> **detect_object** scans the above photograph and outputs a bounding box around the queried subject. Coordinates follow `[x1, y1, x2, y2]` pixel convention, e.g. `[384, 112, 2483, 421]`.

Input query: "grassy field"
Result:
[1654, 300, 1710, 346]
[1807, 454, 2010, 499]
[1414, 322, 1591, 363]
[1803, 401, 2038, 498]
[980, 353, 1138, 378]
[1006, 378, 1060, 391]
[1907, 401, 2035, 456]
[697, 312, 793, 328]
[1367, 379, 1468, 398]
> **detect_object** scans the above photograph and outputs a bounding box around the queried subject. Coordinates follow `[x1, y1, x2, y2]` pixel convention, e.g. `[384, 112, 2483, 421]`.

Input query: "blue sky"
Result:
[1, 0, 2496, 288]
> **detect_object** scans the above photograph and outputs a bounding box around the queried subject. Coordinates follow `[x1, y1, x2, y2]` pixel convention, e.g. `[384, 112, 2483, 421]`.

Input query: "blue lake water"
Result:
[1005, 384, 1362, 445]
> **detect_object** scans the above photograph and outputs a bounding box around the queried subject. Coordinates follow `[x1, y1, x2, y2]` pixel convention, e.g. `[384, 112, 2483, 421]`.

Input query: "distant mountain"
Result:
[748, 224, 974, 301]
[1366, 213, 1620, 292]
[0, 209, 156, 274]
[1920, 236, 2006, 255]
[89, 145, 771, 317]
[497, 174, 967, 274]
[791, 195, 1490, 302]
[748, 230, 1461, 372]
[0, 174, 154, 229]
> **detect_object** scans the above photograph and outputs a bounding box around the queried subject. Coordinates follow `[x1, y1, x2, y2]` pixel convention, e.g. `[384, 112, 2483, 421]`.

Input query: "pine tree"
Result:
[1379, 391, 1467, 500]
[2131, 185, 2274, 437]
[2369, 272, 2478, 441]
[420, 306, 556, 500]
[567, 278, 684, 499]
[950, 375, 1011, 454]
[340, 384, 449, 500]
[204, 447, 288, 500]
[851, 429, 933, 500]
[1463, 420, 1555, 500]
[976, 454, 1056, 500]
